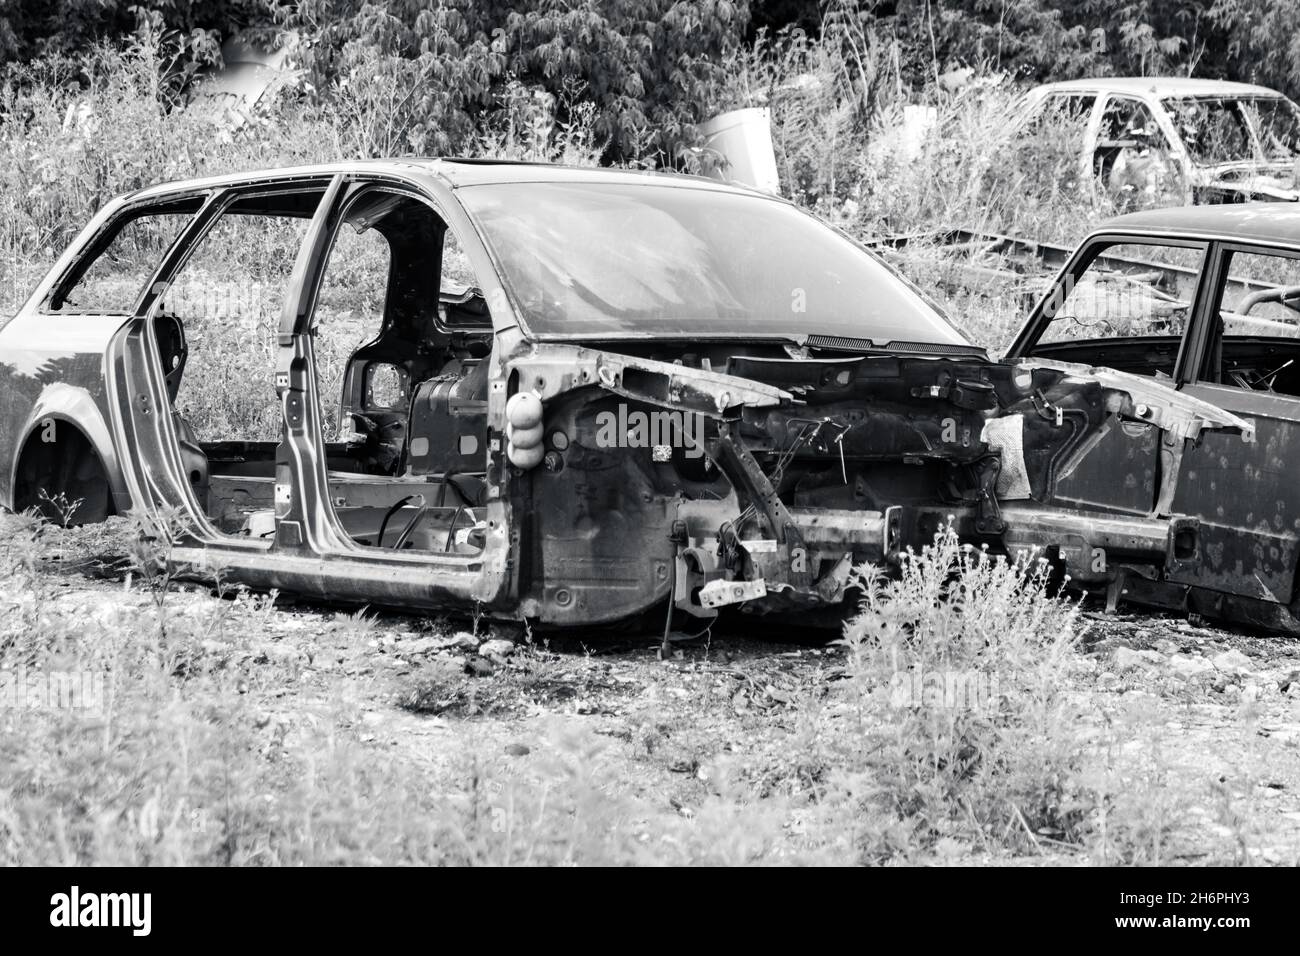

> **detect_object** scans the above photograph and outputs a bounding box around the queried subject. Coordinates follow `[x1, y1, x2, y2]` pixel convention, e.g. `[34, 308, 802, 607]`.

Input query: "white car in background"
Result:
[1016, 77, 1300, 206]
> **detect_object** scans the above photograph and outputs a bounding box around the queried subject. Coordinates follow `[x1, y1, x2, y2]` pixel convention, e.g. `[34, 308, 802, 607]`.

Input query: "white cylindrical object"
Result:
[699, 107, 781, 195]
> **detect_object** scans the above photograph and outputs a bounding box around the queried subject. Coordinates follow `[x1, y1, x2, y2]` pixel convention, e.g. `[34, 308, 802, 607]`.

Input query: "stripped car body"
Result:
[0, 160, 1249, 629]
[1015, 78, 1300, 205]
[1003, 203, 1300, 631]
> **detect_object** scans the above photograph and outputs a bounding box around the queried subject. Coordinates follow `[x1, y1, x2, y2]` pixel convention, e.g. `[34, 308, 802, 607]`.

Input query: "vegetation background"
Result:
[7, 0, 1299, 338]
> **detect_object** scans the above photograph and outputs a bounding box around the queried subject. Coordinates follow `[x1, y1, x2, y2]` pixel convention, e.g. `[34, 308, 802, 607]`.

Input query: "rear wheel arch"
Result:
[12, 418, 116, 523]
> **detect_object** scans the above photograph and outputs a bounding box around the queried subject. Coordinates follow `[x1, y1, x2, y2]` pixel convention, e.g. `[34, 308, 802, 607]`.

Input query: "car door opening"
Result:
[305, 186, 493, 555]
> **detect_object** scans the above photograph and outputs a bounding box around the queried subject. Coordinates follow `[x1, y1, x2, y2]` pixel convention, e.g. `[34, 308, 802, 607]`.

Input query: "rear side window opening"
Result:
[1199, 245, 1300, 397]
[48, 197, 204, 314]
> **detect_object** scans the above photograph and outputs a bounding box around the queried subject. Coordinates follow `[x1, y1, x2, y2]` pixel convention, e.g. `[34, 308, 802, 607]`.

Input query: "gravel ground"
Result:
[8, 518, 1300, 865]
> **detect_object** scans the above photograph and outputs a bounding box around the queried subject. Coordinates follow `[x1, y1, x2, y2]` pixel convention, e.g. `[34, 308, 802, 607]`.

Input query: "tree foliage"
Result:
[1207, 0, 1300, 99]
[0, 1, 267, 64]
[6, 0, 1300, 167]
[274, 1, 749, 163]
[859, 1, 1218, 85]
[833, 0, 1296, 100]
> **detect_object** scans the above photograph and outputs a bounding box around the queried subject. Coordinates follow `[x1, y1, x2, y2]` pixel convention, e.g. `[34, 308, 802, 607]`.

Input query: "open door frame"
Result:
[269, 174, 515, 611]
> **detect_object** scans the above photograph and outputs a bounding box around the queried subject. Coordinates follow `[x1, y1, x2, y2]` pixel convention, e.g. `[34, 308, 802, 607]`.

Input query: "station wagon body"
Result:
[0, 160, 1251, 630]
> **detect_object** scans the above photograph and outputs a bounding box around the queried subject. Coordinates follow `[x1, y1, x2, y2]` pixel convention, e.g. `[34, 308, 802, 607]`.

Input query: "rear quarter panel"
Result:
[0, 196, 139, 510]
[0, 312, 131, 510]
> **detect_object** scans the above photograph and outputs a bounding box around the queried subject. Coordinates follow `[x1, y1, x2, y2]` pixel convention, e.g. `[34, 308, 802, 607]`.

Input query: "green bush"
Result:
[815, 529, 1090, 860]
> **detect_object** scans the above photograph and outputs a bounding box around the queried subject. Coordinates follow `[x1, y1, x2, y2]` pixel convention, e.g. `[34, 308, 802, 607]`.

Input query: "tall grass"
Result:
[704, 19, 1129, 352]
[2, 24, 1130, 366]
[1, 513, 1200, 864]
[829, 532, 1089, 859]
[0, 33, 611, 437]
[0, 36, 331, 315]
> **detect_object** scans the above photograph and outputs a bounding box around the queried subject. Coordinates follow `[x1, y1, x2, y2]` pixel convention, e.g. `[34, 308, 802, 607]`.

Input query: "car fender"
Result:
[8, 382, 128, 512]
[1014, 357, 1254, 442]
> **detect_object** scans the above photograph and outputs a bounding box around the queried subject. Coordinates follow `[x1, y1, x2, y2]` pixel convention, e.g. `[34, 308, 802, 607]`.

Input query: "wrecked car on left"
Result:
[0, 159, 1248, 629]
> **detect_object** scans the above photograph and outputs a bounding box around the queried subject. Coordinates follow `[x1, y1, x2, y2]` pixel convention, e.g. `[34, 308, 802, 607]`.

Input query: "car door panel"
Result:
[1167, 383, 1300, 603]
[1161, 242, 1300, 605]
[1007, 236, 1212, 522]
[1049, 416, 1161, 516]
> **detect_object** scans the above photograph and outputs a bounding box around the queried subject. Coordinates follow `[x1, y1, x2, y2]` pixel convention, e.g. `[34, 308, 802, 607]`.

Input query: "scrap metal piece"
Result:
[998, 502, 1200, 582]
[1018, 358, 1255, 442]
[699, 578, 768, 609]
[980, 414, 1031, 499]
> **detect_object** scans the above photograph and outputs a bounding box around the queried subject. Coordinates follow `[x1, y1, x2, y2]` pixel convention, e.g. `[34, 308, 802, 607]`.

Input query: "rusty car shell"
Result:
[1003, 202, 1300, 632]
[1015, 78, 1300, 206]
[0, 160, 1253, 630]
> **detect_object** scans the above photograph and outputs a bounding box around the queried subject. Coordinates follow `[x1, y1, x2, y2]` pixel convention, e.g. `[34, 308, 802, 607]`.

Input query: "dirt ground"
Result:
[15, 525, 1299, 866]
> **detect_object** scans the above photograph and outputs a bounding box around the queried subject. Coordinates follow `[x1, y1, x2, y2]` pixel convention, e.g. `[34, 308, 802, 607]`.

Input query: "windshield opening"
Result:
[1251, 97, 1300, 160]
[1163, 94, 1300, 165]
[456, 181, 967, 345]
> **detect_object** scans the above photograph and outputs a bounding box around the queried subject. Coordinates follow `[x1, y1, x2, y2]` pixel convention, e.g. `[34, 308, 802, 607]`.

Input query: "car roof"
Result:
[426, 158, 755, 192]
[124, 158, 764, 203]
[1032, 77, 1286, 99]
[1097, 202, 1300, 248]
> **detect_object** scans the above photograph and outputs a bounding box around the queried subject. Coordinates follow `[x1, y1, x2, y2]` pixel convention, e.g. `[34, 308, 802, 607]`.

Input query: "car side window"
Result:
[1200, 248, 1300, 396]
[1097, 97, 1168, 148]
[1023, 94, 1095, 153]
[1025, 93, 1096, 135]
[1164, 96, 1254, 165]
[1217, 250, 1300, 336]
[1095, 97, 1179, 207]
[1250, 97, 1300, 161]
[440, 228, 477, 296]
[159, 200, 317, 441]
[1033, 240, 1205, 375]
[1013, 93, 1096, 195]
[438, 227, 491, 331]
[50, 208, 196, 314]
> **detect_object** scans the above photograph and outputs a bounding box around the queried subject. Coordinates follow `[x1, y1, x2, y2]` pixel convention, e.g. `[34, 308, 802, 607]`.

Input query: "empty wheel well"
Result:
[13, 421, 115, 524]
